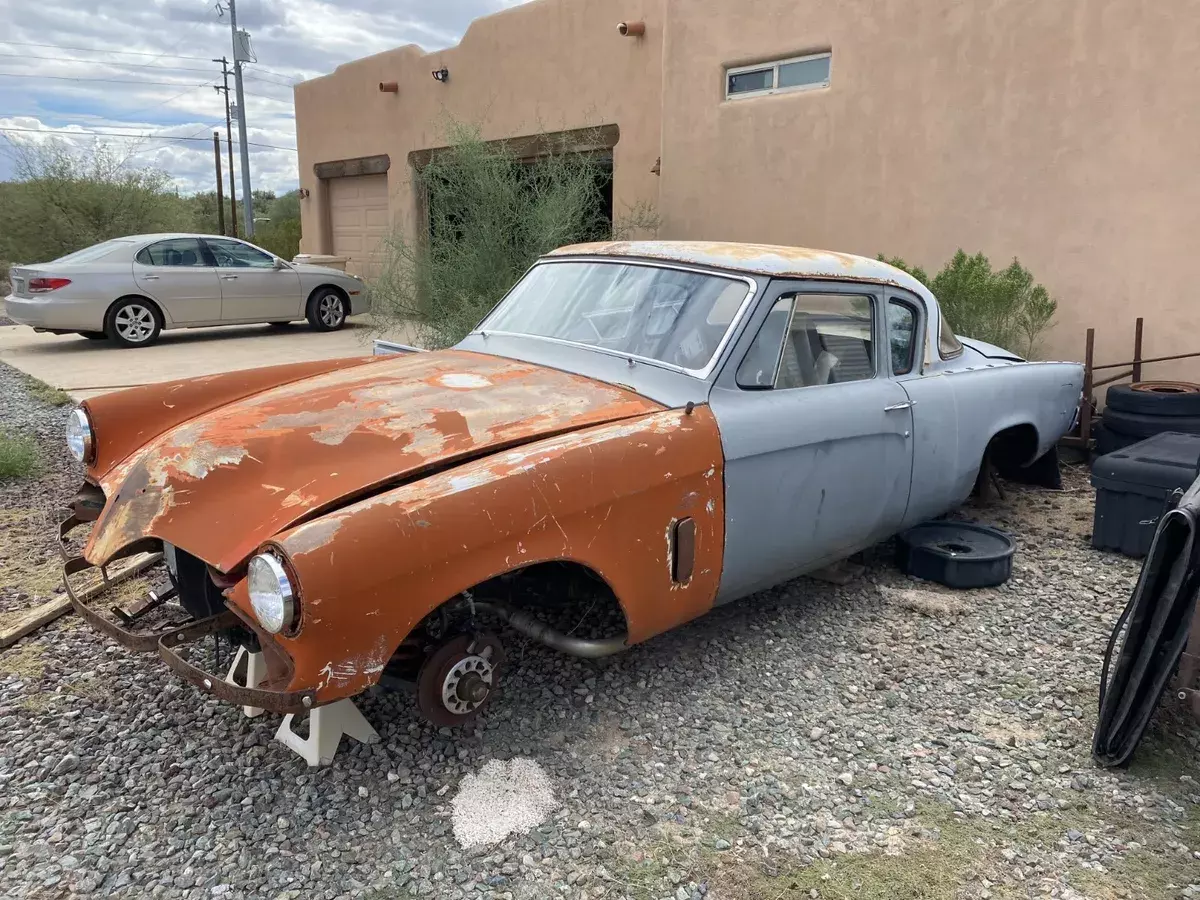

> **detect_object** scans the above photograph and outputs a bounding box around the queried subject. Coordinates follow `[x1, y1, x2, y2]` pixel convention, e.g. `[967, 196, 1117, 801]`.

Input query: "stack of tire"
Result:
[1097, 382, 1200, 455]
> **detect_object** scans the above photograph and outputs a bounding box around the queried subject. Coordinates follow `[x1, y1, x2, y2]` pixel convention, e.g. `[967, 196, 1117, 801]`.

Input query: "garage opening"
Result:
[327, 173, 389, 280]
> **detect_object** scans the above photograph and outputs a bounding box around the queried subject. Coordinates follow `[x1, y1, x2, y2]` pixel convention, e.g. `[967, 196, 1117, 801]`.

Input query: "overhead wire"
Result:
[0, 125, 297, 152]
[0, 39, 215, 62]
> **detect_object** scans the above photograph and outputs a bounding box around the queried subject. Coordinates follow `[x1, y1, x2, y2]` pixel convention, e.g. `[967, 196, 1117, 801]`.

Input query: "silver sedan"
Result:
[4, 233, 368, 347]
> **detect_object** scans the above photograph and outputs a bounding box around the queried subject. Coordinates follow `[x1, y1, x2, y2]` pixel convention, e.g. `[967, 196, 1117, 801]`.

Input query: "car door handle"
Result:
[884, 401, 915, 412]
[220, 274, 238, 280]
[142, 274, 160, 280]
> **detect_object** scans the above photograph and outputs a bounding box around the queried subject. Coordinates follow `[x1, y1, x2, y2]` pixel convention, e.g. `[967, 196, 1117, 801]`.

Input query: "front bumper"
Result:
[59, 512, 315, 714]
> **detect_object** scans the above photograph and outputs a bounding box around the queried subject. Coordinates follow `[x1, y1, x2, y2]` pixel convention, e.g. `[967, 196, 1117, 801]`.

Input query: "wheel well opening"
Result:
[383, 561, 628, 684]
[106, 294, 165, 327]
[987, 423, 1040, 477]
[307, 284, 349, 307]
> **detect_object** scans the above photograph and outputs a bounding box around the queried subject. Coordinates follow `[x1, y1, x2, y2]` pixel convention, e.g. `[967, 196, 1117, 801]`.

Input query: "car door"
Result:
[203, 238, 303, 322]
[885, 289, 968, 527]
[132, 238, 222, 325]
[708, 281, 915, 604]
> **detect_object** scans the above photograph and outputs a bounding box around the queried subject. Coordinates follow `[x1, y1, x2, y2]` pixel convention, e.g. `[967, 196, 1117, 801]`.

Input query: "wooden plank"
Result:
[0, 552, 161, 649]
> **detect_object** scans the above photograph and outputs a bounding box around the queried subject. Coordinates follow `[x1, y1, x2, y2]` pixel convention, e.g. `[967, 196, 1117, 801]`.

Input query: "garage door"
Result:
[328, 173, 389, 280]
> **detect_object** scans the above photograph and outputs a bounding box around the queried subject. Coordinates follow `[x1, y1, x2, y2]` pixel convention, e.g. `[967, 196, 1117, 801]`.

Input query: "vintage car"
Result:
[59, 242, 1084, 728]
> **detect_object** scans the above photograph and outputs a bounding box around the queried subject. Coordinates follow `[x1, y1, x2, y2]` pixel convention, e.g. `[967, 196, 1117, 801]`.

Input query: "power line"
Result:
[0, 125, 297, 152]
[0, 52, 217, 75]
[0, 39, 213, 62]
[242, 90, 294, 105]
[0, 72, 210, 88]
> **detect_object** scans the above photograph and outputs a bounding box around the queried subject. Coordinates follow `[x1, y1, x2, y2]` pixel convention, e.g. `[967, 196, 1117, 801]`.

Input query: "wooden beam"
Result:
[0, 553, 161, 649]
[313, 154, 391, 179]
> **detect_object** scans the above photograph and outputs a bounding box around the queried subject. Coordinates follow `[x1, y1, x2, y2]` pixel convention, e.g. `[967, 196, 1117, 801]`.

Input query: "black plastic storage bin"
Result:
[1090, 431, 1200, 557]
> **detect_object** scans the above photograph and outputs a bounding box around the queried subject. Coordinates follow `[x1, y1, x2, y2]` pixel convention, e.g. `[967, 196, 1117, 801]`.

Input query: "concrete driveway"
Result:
[0, 316, 413, 400]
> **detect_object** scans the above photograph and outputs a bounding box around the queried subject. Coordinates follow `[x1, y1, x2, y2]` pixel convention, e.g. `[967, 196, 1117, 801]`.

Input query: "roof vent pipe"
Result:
[617, 21, 645, 37]
[379, 81, 398, 93]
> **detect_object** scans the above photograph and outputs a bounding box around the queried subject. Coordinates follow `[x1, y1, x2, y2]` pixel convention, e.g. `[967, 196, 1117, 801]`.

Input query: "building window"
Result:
[726, 52, 831, 100]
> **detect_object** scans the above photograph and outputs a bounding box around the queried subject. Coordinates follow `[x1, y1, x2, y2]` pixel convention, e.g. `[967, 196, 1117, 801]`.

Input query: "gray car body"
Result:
[4, 233, 366, 333]
[457, 241, 1084, 603]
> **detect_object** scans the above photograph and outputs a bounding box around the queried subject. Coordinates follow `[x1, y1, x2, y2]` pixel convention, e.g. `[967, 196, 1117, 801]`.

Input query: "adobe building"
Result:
[293, 0, 1198, 370]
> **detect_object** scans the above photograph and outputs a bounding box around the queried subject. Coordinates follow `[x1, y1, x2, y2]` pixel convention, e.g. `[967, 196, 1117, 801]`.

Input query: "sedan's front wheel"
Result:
[306, 289, 347, 333]
[105, 298, 162, 348]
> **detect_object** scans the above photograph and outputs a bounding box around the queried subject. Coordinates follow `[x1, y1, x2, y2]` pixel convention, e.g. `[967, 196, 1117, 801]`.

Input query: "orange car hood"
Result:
[85, 349, 663, 571]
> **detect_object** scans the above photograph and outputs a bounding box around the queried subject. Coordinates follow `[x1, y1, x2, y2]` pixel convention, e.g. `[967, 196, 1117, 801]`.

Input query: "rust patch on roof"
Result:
[83, 350, 663, 572]
[547, 240, 932, 296]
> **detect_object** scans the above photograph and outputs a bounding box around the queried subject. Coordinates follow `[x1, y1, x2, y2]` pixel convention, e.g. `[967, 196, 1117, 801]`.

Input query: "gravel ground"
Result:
[1, 360, 1198, 900]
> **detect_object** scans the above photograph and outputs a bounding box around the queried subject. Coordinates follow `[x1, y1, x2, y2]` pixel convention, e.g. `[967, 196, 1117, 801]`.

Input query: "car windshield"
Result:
[480, 260, 752, 372]
[51, 239, 134, 265]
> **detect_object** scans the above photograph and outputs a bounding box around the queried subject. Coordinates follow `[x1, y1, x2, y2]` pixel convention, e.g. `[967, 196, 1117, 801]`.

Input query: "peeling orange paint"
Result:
[228, 405, 727, 706]
[83, 350, 663, 572]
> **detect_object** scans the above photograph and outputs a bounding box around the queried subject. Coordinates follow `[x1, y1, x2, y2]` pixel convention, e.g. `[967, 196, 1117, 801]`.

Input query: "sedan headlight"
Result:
[66, 407, 93, 463]
[247, 553, 296, 634]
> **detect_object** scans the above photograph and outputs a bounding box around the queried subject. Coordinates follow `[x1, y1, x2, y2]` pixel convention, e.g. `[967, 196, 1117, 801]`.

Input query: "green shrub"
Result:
[0, 430, 39, 480]
[370, 121, 657, 348]
[254, 218, 301, 261]
[879, 251, 1057, 359]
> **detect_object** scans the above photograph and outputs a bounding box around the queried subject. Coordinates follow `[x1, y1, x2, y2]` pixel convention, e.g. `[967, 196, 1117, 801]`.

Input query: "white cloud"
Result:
[0, 0, 525, 195]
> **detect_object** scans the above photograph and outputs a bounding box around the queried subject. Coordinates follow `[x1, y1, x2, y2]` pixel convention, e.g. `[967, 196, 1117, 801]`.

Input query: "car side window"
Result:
[205, 239, 275, 268]
[888, 300, 919, 375]
[136, 238, 209, 267]
[737, 292, 875, 390]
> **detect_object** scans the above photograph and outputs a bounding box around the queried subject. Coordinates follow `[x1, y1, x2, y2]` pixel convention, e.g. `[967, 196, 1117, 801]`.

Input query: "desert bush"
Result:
[0, 140, 191, 265]
[254, 217, 302, 262]
[880, 250, 1057, 358]
[370, 122, 658, 348]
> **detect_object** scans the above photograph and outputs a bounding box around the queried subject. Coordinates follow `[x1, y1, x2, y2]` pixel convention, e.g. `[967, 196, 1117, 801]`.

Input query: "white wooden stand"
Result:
[274, 699, 380, 767]
[225, 647, 267, 718]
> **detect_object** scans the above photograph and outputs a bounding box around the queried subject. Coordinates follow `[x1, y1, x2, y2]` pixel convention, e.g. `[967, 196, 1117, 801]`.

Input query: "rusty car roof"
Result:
[546, 241, 933, 296]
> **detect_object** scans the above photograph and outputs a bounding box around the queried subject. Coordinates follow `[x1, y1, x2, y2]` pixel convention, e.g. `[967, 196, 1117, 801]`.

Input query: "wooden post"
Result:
[213, 132, 226, 236]
[1081, 328, 1095, 445]
[1132, 317, 1144, 383]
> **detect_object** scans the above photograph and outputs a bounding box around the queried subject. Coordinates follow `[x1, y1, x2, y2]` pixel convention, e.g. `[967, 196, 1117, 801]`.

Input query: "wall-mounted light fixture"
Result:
[298, 187, 310, 199]
[617, 21, 645, 37]
[379, 81, 398, 93]
[431, 67, 449, 83]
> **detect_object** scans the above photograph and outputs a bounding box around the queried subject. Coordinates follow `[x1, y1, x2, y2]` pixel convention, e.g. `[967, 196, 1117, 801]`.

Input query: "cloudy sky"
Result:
[0, 0, 525, 195]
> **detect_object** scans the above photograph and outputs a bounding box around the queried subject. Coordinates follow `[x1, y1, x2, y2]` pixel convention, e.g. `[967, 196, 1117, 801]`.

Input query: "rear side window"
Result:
[137, 238, 209, 267]
[51, 240, 133, 264]
[938, 311, 964, 358]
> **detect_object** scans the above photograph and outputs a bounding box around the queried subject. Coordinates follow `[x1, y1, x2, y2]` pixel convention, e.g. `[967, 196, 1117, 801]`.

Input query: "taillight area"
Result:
[28, 277, 72, 293]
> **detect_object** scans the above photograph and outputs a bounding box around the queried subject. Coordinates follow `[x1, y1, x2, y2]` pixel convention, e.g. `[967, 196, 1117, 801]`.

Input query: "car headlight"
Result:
[66, 407, 93, 463]
[247, 553, 296, 634]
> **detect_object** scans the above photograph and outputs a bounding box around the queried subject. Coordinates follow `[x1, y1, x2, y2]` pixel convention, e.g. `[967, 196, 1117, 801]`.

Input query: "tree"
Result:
[879, 251, 1058, 358]
[0, 139, 191, 264]
[370, 121, 657, 348]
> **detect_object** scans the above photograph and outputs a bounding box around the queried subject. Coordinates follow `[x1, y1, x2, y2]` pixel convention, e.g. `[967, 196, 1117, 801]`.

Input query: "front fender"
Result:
[244, 407, 727, 703]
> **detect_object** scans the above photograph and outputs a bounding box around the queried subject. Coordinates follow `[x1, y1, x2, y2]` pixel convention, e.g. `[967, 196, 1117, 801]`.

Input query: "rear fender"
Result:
[248, 407, 727, 703]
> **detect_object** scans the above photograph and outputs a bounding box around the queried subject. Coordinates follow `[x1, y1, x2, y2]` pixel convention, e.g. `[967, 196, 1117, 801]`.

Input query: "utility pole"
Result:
[213, 57, 237, 236]
[228, 0, 254, 236]
[213, 132, 225, 235]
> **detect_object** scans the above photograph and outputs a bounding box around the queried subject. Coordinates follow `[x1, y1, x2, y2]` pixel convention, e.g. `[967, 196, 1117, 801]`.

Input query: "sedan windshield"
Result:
[480, 261, 751, 371]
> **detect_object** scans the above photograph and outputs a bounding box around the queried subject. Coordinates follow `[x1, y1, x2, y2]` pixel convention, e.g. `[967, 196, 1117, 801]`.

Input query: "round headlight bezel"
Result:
[247, 553, 296, 635]
[66, 406, 94, 464]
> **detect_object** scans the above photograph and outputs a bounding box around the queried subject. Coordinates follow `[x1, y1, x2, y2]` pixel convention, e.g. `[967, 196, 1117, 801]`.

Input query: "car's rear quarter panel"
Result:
[252, 406, 726, 702]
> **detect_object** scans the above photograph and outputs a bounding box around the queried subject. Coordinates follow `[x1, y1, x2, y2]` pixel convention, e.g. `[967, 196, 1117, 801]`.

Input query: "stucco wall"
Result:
[294, 0, 665, 264]
[296, 0, 1200, 373]
[658, 0, 1200, 370]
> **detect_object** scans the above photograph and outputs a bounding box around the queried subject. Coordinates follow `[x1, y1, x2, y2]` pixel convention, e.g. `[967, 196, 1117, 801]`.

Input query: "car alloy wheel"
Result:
[318, 293, 345, 328]
[114, 303, 157, 343]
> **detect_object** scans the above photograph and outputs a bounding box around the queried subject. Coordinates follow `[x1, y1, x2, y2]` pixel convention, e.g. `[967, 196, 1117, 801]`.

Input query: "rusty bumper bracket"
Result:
[62, 553, 172, 652]
[158, 613, 317, 715]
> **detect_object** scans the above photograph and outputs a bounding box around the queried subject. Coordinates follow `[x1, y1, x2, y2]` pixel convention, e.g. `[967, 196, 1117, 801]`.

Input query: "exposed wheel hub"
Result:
[416, 633, 504, 726]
